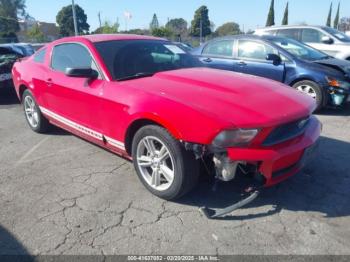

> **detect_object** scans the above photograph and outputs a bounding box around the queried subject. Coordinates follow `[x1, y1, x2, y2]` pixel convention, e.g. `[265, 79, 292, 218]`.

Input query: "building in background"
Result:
[17, 18, 59, 43]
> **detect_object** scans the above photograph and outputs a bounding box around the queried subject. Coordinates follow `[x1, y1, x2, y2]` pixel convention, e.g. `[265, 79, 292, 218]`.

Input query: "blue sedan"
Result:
[191, 35, 350, 111]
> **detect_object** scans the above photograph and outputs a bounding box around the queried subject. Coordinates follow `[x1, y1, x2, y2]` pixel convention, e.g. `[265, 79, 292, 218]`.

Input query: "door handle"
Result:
[46, 78, 53, 87]
[203, 58, 212, 63]
[237, 60, 247, 66]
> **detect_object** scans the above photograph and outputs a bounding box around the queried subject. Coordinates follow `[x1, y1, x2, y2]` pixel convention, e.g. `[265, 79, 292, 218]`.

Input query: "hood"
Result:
[313, 58, 350, 77]
[125, 68, 315, 128]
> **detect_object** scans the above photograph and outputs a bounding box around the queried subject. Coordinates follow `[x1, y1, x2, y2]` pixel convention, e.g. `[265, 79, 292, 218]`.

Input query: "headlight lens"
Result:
[212, 129, 259, 148]
[326, 76, 350, 90]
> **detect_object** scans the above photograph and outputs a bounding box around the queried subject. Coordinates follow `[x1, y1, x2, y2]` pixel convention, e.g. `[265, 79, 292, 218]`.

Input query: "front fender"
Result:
[126, 112, 183, 140]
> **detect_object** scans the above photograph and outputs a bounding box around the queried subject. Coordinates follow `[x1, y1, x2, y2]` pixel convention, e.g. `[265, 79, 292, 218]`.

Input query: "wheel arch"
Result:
[288, 77, 318, 87]
[18, 84, 28, 102]
[124, 116, 182, 155]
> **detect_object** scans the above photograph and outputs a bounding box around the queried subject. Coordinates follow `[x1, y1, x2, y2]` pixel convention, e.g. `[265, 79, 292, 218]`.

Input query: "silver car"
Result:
[255, 25, 350, 60]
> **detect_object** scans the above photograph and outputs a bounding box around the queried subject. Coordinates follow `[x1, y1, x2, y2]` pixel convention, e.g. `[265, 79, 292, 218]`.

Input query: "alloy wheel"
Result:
[24, 96, 39, 128]
[296, 84, 317, 99]
[136, 136, 175, 191]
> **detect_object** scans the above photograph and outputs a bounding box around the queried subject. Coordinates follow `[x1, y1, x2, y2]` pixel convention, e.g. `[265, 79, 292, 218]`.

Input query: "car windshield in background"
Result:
[270, 37, 328, 61]
[94, 40, 202, 81]
[322, 27, 350, 42]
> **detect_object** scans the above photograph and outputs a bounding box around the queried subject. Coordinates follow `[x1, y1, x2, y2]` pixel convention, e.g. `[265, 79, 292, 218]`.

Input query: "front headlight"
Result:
[212, 129, 259, 148]
[326, 76, 350, 90]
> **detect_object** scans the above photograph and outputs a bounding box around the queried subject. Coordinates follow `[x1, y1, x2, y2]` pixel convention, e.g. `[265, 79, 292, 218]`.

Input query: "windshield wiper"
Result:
[117, 72, 154, 81]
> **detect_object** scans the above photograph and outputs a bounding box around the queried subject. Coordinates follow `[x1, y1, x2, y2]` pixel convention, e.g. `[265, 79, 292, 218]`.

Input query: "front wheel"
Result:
[132, 125, 199, 200]
[292, 80, 324, 111]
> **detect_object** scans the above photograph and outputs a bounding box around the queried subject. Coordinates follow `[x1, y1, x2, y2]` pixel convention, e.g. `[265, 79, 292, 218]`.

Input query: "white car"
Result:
[254, 25, 350, 60]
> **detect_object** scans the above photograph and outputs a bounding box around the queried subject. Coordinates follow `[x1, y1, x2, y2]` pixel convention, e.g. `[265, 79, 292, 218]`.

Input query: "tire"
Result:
[292, 80, 324, 112]
[132, 125, 199, 200]
[22, 89, 50, 133]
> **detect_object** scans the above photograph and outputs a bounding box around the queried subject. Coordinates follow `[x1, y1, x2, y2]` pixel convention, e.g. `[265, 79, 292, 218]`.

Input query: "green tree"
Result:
[56, 4, 89, 36]
[0, 0, 26, 41]
[166, 18, 187, 37]
[150, 14, 159, 31]
[26, 23, 45, 42]
[282, 2, 289, 25]
[215, 22, 241, 36]
[338, 17, 350, 32]
[334, 2, 340, 29]
[151, 27, 172, 38]
[94, 21, 119, 34]
[326, 3, 332, 27]
[190, 5, 211, 37]
[266, 0, 275, 26]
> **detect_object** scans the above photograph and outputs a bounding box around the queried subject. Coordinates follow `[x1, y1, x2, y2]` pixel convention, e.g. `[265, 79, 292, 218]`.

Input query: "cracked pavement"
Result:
[0, 90, 350, 255]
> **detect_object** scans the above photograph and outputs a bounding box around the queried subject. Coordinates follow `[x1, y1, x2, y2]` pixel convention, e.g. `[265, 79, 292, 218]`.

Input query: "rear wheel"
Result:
[292, 80, 324, 111]
[132, 125, 199, 200]
[22, 89, 50, 133]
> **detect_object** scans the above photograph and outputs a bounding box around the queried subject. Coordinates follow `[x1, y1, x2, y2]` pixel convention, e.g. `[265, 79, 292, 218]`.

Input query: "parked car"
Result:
[0, 43, 35, 57]
[12, 34, 320, 201]
[254, 25, 350, 61]
[191, 35, 350, 110]
[0, 43, 35, 91]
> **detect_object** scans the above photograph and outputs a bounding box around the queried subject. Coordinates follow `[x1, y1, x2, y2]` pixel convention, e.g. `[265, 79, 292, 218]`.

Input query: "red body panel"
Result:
[12, 35, 321, 186]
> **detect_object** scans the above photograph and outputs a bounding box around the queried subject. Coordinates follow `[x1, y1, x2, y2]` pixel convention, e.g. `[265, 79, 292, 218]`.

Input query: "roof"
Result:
[208, 34, 263, 41]
[256, 25, 328, 31]
[65, 34, 165, 43]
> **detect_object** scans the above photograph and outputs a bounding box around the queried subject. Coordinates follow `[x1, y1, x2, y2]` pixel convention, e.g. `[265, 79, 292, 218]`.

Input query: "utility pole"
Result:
[72, 0, 78, 36]
[200, 18, 203, 44]
[98, 11, 102, 28]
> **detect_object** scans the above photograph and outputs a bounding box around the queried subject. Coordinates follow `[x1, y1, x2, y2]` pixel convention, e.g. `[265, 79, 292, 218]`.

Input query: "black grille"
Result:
[263, 117, 310, 147]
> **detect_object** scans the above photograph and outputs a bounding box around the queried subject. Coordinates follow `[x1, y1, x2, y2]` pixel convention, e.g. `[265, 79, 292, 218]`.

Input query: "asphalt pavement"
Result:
[0, 88, 349, 256]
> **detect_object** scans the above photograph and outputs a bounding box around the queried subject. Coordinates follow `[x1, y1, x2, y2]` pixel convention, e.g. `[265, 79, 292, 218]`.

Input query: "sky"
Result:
[25, 0, 347, 32]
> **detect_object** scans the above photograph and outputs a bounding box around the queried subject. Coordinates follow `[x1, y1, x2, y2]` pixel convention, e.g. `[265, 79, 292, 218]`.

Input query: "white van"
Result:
[255, 25, 350, 60]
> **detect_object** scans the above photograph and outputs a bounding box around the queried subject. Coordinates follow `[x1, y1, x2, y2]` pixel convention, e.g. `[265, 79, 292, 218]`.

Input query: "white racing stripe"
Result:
[40, 106, 125, 151]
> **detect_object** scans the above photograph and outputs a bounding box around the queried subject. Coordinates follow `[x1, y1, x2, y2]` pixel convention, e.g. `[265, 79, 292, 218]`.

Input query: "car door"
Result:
[233, 39, 285, 82]
[45, 43, 105, 134]
[300, 28, 339, 57]
[198, 39, 235, 71]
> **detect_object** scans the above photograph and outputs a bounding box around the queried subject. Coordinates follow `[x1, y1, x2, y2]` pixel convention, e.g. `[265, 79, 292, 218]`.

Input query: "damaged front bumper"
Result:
[227, 116, 321, 187]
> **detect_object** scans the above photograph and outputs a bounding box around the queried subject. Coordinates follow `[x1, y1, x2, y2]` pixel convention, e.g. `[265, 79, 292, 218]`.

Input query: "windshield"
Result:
[322, 27, 350, 42]
[269, 37, 329, 61]
[94, 40, 202, 81]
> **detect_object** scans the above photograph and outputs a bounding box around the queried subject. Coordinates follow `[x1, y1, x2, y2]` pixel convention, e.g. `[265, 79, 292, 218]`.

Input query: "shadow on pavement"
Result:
[0, 225, 33, 260]
[0, 87, 20, 106]
[317, 103, 350, 116]
[179, 136, 350, 220]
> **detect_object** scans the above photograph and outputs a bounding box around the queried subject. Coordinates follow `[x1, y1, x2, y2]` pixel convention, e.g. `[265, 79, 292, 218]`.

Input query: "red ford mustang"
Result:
[12, 34, 321, 201]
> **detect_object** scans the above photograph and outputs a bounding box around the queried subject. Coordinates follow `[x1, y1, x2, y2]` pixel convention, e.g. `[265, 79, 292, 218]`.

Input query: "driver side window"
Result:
[51, 43, 101, 78]
[301, 29, 326, 43]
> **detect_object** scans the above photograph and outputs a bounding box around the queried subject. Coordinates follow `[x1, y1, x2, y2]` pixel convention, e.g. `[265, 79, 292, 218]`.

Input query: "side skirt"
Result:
[40, 107, 131, 160]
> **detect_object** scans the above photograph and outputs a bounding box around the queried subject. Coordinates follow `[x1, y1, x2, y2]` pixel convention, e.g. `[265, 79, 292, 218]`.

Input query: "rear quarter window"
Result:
[33, 48, 46, 63]
[202, 40, 234, 57]
[277, 29, 301, 40]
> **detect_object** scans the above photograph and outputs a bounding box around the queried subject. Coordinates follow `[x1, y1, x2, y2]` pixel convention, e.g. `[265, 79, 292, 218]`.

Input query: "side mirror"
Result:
[321, 36, 334, 44]
[65, 67, 98, 79]
[266, 53, 282, 65]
